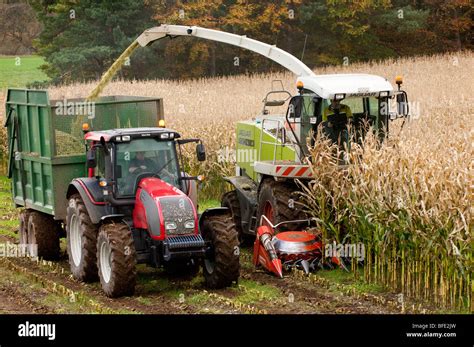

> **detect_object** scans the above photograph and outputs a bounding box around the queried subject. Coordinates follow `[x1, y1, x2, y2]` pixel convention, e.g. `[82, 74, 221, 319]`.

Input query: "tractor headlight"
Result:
[379, 91, 389, 97]
[165, 222, 177, 230]
[184, 220, 195, 229]
[161, 133, 170, 139]
[122, 135, 130, 141]
[334, 93, 345, 100]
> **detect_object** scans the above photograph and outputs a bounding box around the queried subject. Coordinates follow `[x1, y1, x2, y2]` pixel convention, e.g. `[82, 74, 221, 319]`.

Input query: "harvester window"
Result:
[368, 97, 379, 116]
[302, 96, 315, 118]
[288, 94, 317, 120]
[343, 98, 364, 113]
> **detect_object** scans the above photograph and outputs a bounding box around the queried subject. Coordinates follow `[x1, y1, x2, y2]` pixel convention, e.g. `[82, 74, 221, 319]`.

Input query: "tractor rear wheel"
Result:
[256, 179, 307, 231]
[221, 190, 248, 244]
[97, 222, 137, 297]
[66, 194, 98, 282]
[201, 213, 240, 288]
[27, 211, 60, 260]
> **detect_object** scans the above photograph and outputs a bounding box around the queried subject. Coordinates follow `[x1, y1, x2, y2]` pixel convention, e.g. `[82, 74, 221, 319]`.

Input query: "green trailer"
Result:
[4, 88, 164, 223]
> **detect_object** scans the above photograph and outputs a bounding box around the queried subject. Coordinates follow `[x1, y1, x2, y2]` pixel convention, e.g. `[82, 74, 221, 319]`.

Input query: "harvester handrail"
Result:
[258, 118, 296, 164]
[136, 25, 316, 77]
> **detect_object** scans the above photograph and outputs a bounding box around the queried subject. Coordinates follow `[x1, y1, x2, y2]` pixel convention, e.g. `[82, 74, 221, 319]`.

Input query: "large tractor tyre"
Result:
[97, 222, 137, 298]
[257, 179, 307, 231]
[66, 194, 99, 282]
[201, 213, 240, 289]
[27, 211, 60, 260]
[221, 190, 250, 244]
[19, 209, 32, 246]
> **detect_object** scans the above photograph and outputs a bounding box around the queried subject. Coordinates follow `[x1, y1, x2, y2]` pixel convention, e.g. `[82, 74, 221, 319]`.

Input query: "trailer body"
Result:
[5, 88, 164, 221]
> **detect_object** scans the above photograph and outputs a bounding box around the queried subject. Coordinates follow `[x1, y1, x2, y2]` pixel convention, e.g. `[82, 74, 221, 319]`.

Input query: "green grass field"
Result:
[0, 55, 49, 88]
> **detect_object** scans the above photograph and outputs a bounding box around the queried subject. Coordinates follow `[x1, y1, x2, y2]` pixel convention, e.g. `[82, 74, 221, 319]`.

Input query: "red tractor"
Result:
[66, 126, 240, 297]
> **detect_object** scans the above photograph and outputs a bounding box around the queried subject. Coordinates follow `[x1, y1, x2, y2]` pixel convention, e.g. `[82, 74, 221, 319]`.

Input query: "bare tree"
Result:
[0, 2, 42, 55]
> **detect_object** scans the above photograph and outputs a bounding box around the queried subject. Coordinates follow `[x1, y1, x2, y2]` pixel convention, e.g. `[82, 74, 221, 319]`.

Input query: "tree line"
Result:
[3, 0, 471, 83]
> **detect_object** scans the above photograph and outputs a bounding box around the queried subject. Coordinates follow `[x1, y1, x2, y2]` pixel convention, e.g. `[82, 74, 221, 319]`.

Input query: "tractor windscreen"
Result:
[115, 138, 180, 196]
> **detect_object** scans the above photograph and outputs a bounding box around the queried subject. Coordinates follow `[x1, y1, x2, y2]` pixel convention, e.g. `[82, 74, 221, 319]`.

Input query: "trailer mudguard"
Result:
[224, 176, 258, 235]
[67, 178, 109, 224]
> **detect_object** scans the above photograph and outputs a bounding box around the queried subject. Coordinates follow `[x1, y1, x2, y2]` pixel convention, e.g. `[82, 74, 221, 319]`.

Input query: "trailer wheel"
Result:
[221, 190, 247, 244]
[19, 209, 31, 246]
[97, 222, 137, 297]
[201, 213, 240, 288]
[27, 211, 60, 260]
[66, 194, 98, 282]
[257, 180, 307, 231]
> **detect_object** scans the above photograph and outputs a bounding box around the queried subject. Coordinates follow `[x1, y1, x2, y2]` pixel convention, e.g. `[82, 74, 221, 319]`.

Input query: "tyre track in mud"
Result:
[0, 234, 188, 314]
[0, 280, 53, 314]
[0, 234, 428, 314]
[2, 255, 271, 314]
[0, 233, 270, 314]
[0, 250, 394, 314]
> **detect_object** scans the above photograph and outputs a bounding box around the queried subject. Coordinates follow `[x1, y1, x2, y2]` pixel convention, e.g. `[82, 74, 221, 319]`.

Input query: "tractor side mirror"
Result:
[100, 136, 109, 155]
[196, 143, 206, 161]
[396, 92, 409, 117]
[86, 148, 96, 169]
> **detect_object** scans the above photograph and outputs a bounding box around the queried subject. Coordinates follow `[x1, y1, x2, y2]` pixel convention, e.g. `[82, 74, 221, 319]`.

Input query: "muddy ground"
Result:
[0, 229, 428, 315]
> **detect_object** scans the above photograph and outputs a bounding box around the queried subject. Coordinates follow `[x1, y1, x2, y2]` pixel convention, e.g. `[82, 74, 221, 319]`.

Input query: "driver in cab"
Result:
[129, 151, 158, 174]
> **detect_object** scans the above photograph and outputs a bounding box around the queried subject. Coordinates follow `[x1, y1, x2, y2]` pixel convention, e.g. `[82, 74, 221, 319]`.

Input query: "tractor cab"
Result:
[83, 127, 204, 207]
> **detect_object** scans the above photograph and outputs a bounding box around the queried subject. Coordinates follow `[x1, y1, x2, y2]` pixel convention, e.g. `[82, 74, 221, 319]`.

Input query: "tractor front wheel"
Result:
[97, 222, 137, 297]
[201, 213, 240, 288]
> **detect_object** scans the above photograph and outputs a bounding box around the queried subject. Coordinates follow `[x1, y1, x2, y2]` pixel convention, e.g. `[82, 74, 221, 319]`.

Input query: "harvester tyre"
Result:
[66, 194, 98, 282]
[27, 211, 60, 260]
[221, 190, 249, 244]
[97, 222, 137, 298]
[257, 180, 307, 231]
[202, 213, 240, 288]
